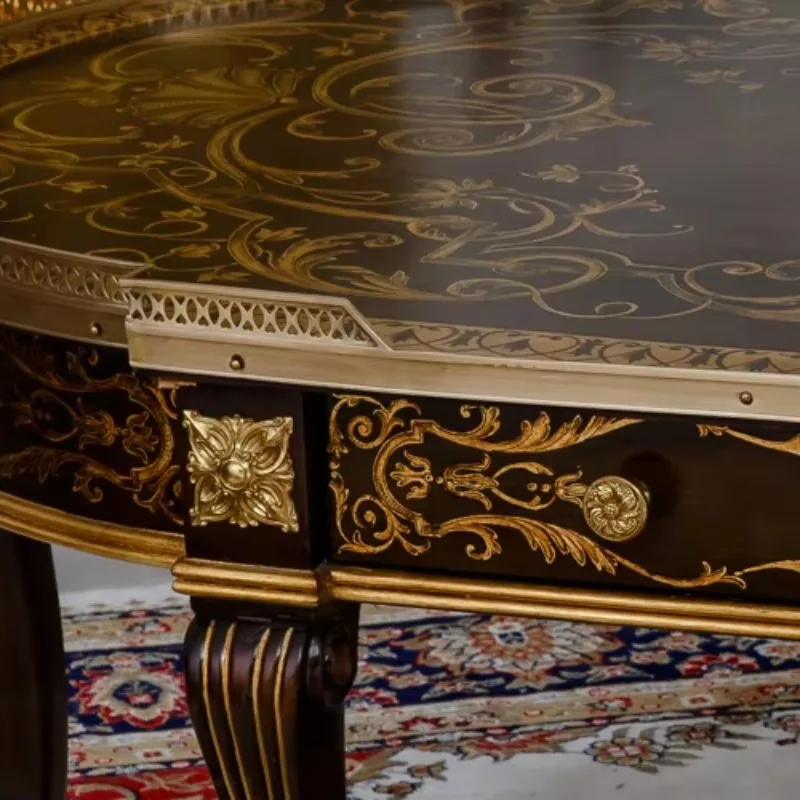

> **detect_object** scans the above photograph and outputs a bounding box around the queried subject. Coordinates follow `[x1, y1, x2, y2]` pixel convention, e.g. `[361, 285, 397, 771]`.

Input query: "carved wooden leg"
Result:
[0, 530, 67, 800]
[185, 604, 359, 800]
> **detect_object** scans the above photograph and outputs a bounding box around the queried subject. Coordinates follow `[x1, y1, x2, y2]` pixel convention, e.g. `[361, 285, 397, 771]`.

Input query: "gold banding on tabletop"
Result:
[0, 491, 184, 567]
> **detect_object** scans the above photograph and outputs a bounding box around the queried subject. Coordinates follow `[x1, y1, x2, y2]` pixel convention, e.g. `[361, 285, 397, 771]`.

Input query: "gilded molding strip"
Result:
[170, 557, 800, 640]
[126, 325, 800, 424]
[221, 622, 255, 800]
[0, 491, 184, 568]
[171, 558, 319, 607]
[202, 620, 240, 800]
[274, 628, 295, 800]
[326, 569, 800, 641]
[252, 629, 277, 800]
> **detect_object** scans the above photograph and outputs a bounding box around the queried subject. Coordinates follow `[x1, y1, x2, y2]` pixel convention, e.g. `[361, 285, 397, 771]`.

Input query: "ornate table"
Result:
[3, 0, 800, 796]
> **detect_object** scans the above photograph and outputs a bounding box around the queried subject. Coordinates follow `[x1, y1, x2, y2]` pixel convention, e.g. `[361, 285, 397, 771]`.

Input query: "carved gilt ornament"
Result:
[184, 410, 299, 531]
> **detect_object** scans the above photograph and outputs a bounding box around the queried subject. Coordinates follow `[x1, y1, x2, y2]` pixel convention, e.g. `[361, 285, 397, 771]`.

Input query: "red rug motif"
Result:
[64, 599, 800, 799]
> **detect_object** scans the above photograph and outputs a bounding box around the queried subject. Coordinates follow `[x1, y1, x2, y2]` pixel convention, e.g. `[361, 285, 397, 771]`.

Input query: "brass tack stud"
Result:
[89, 322, 103, 337]
[229, 354, 245, 372]
[739, 391, 754, 406]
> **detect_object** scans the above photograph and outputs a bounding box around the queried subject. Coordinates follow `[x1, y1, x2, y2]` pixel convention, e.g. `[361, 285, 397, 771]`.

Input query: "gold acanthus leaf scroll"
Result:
[329, 395, 747, 591]
[0, 332, 182, 524]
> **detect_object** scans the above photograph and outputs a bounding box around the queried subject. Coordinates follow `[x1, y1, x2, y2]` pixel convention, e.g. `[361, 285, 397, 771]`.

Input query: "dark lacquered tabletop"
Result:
[1, 0, 800, 376]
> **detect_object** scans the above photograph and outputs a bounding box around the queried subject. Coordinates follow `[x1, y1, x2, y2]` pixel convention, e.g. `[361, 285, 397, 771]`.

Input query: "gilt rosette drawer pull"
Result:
[581, 476, 650, 543]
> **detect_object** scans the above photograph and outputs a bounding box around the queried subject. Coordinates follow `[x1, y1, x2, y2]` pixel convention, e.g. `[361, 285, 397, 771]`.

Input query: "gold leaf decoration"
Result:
[0, 332, 182, 523]
[328, 395, 749, 589]
[184, 410, 299, 531]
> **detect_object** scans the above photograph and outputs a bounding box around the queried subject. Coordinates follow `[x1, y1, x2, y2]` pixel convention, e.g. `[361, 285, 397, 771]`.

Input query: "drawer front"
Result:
[0, 326, 185, 532]
[328, 394, 800, 601]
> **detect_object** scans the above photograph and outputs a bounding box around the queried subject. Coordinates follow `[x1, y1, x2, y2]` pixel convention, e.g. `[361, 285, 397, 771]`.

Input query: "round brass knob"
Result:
[582, 476, 650, 543]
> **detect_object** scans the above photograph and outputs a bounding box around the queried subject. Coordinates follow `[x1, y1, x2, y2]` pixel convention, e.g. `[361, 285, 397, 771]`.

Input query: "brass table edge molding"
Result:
[0, 236, 797, 419]
[0, 491, 184, 568]
[171, 557, 321, 607]
[127, 328, 800, 423]
[122, 278, 388, 351]
[326, 568, 800, 640]
[167, 558, 800, 640]
[0, 236, 130, 302]
[0, 291, 128, 347]
[0, 237, 130, 345]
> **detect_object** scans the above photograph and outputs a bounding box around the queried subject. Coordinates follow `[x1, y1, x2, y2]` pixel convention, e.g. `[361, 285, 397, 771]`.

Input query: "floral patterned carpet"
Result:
[64, 597, 800, 799]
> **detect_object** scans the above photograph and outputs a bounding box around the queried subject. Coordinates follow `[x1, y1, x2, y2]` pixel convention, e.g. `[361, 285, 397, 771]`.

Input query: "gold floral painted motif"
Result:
[329, 395, 746, 590]
[698, 423, 800, 456]
[184, 410, 298, 531]
[695, 423, 800, 584]
[2, 3, 800, 328]
[0, 332, 183, 523]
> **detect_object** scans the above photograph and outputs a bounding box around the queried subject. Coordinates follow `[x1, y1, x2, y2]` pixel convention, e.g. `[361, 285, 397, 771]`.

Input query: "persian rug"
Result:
[64, 597, 800, 799]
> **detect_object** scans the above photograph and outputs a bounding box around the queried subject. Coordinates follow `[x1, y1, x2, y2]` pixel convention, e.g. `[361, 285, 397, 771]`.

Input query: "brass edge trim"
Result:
[173, 582, 320, 608]
[326, 568, 800, 639]
[126, 327, 800, 423]
[0, 291, 127, 347]
[331, 586, 800, 641]
[221, 622, 254, 800]
[202, 621, 240, 800]
[172, 557, 318, 597]
[122, 278, 388, 351]
[0, 491, 184, 568]
[0, 237, 798, 416]
[274, 628, 295, 800]
[326, 568, 800, 625]
[252, 629, 276, 800]
[0, 238, 128, 303]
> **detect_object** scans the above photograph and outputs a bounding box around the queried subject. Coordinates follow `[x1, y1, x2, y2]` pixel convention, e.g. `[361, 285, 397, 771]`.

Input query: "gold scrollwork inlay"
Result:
[331, 396, 800, 591]
[184, 410, 299, 531]
[0, 331, 182, 524]
[329, 395, 745, 590]
[2, 0, 800, 336]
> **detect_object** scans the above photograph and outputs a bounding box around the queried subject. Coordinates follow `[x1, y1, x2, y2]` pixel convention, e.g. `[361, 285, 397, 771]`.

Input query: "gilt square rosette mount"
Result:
[183, 410, 299, 532]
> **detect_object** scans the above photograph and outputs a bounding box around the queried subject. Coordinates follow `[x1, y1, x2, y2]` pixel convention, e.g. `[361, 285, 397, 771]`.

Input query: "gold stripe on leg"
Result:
[273, 628, 295, 800]
[252, 628, 276, 800]
[202, 621, 240, 800]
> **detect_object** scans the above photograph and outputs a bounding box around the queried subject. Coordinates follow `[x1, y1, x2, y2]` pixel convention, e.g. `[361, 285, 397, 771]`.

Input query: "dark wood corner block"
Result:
[174, 382, 329, 571]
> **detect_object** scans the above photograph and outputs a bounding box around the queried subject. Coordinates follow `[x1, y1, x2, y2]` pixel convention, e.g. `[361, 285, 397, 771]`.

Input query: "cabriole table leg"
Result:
[0, 530, 67, 800]
[184, 601, 360, 800]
